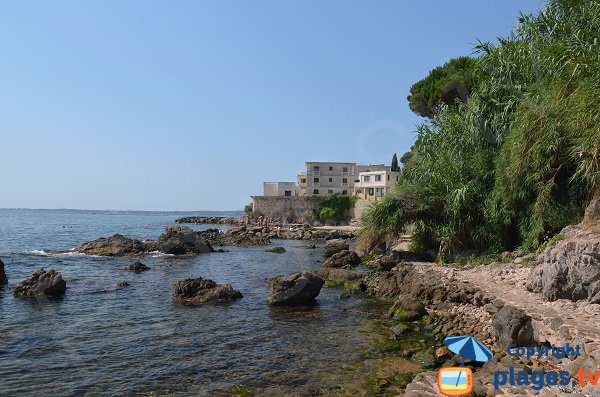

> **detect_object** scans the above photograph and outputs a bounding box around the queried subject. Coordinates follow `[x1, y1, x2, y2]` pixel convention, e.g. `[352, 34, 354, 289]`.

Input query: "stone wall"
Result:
[350, 198, 371, 225]
[251, 196, 316, 223]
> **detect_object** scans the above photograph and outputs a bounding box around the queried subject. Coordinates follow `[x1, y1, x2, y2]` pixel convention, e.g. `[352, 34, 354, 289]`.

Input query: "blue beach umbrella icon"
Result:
[444, 335, 493, 362]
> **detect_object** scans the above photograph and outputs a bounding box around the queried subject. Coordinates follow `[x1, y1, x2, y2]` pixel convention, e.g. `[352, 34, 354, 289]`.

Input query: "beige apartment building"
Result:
[354, 169, 401, 201]
[261, 161, 398, 198]
[296, 162, 389, 196]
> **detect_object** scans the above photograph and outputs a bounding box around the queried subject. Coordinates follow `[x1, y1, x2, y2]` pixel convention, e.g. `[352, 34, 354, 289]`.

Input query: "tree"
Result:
[391, 153, 400, 171]
[407, 57, 479, 118]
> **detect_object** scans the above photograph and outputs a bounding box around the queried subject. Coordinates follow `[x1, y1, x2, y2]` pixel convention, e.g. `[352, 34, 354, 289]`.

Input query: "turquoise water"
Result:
[0, 209, 379, 396]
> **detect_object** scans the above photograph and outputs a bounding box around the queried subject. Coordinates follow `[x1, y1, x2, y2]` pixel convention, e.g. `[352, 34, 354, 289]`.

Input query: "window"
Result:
[368, 188, 374, 196]
[342, 167, 348, 172]
[328, 189, 333, 194]
[284, 190, 292, 196]
[387, 175, 390, 181]
[342, 190, 348, 195]
[313, 189, 319, 194]
[342, 178, 347, 183]
[355, 179, 360, 183]
[375, 175, 382, 182]
[314, 166, 320, 171]
[329, 166, 333, 171]
[329, 178, 333, 182]
[364, 175, 370, 182]
[301, 178, 306, 183]
[396, 176, 399, 181]
[314, 177, 319, 183]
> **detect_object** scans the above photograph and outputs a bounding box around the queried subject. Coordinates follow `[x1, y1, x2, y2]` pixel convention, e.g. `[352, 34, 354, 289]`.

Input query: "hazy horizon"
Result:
[0, 0, 544, 211]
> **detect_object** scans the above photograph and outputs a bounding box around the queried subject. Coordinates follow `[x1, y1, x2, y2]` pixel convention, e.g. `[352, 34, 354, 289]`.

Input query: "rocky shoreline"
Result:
[4, 195, 598, 396]
[175, 215, 246, 226]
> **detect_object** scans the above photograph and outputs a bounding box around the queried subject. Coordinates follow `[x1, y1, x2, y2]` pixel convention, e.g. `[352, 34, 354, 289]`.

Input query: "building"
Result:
[261, 161, 398, 198]
[297, 162, 389, 196]
[262, 182, 299, 196]
[354, 169, 401, 201]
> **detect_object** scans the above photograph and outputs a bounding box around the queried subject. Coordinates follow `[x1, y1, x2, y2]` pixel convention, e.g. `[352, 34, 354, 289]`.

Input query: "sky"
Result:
[0, 0, 545, 211]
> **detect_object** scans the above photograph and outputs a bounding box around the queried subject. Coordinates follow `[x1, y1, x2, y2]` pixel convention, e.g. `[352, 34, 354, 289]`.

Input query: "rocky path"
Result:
[457, 262, 600, 354]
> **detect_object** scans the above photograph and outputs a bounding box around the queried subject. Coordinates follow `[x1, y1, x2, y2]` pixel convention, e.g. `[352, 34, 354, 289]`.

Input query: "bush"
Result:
[312, 194, 358, 223]
[244, 203, 253, 215]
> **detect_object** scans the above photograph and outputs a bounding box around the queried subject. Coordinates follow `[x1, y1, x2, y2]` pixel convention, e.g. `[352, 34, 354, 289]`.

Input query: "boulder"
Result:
[123, 261, 150, 273]
[156, 226, 213, 255]
[312, 267, 360, 282]
[75, 234, 146, 256]
[323, 238, 349, 258]
[324, 250, 360, 268]
[389, 294, 427, 321]
[267, 271, 325, 305]
[173, 277, 242, 305]
[0, 259, 7, 285]
[14, 269, 66, 298]
[404, 371, 445, 396]
[491, 305, 534, 348]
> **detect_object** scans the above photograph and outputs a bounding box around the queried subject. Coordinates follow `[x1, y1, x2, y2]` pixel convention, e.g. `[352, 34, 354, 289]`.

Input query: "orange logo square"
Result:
[438, 367, 473, 396]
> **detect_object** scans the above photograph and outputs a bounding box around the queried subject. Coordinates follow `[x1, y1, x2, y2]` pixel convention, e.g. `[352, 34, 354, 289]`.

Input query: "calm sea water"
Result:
[0, 209, 383, 397]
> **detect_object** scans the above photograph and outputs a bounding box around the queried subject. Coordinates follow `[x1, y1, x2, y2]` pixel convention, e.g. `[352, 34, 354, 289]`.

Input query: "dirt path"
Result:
[457, 262, 600, 353]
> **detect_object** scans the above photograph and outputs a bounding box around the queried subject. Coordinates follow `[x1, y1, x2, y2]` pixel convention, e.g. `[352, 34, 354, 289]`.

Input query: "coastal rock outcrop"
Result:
[389, 294, 427, 321]
[0, 259, 7, 285]
[175, 216, 246, 226]
[323, 238, 349, 258]
[267, 271, 325, 305]
[196, 228, 270, 246]
[324, 250, 360, 268]
[13, 268, 66, 298]
[173, 277, 242, 305]
[154, 226, 213, 255]
[75, 234, 147, 256]
[378, 250, 435, 270]
[312, 267, 361, 282]
[527, 193, 600, 303]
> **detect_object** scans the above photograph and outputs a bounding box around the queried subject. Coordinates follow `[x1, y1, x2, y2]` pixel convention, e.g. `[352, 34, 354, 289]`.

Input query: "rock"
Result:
[390, 294, 427, 321]
[175, 216, 246, 226]
[267, 271, 325, 305]
[75, 234, 147, 256]
[156, 226, 213, 255]
[197, 228, 270, 246]
[405, 371, 445, 396]
[312, 267, 360, 282]
[323, 238, 349, 258]
[13, 269, 66, 298]
[324, 250, 360, 268]
[123, 261, 150, 273]
[491, 304, 534, 348]
[0, 259, 7, 285]
[173, 277, 242, 305]
[264, 246, 286, 253]
[527, 233, 600, 302]
[116, 281, 130, 287]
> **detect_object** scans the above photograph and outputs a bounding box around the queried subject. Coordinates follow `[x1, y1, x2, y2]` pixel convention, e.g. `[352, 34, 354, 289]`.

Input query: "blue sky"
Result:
[0, 0, 544, 211]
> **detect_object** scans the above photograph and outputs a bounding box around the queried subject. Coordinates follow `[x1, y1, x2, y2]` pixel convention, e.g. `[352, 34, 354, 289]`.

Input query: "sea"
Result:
[0, 209, 386, 396]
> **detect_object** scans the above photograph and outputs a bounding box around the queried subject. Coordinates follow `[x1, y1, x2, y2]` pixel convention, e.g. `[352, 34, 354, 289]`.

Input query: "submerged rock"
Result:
[267, 271, 325, 305]
[173, 277, 242, 305]
[116, 281, 130, 287]
[123, 261, 150, 273]
[0, 259, 7, 285]
[324, 250, 360, 268]
[323, 238, 349, 258]
[264, 246, 286, 253]
[14, 268, 66, 298]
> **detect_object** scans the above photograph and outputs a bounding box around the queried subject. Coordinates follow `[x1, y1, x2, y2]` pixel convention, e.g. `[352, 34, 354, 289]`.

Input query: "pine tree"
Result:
[391, 153, 399, 171]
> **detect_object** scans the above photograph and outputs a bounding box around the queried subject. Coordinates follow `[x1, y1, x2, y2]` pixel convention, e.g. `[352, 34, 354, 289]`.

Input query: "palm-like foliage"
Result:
[361, 0, 600, 259]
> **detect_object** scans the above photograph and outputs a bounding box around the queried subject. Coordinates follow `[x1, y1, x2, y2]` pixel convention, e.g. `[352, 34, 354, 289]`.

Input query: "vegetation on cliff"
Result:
[363, 0, 600, 260]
